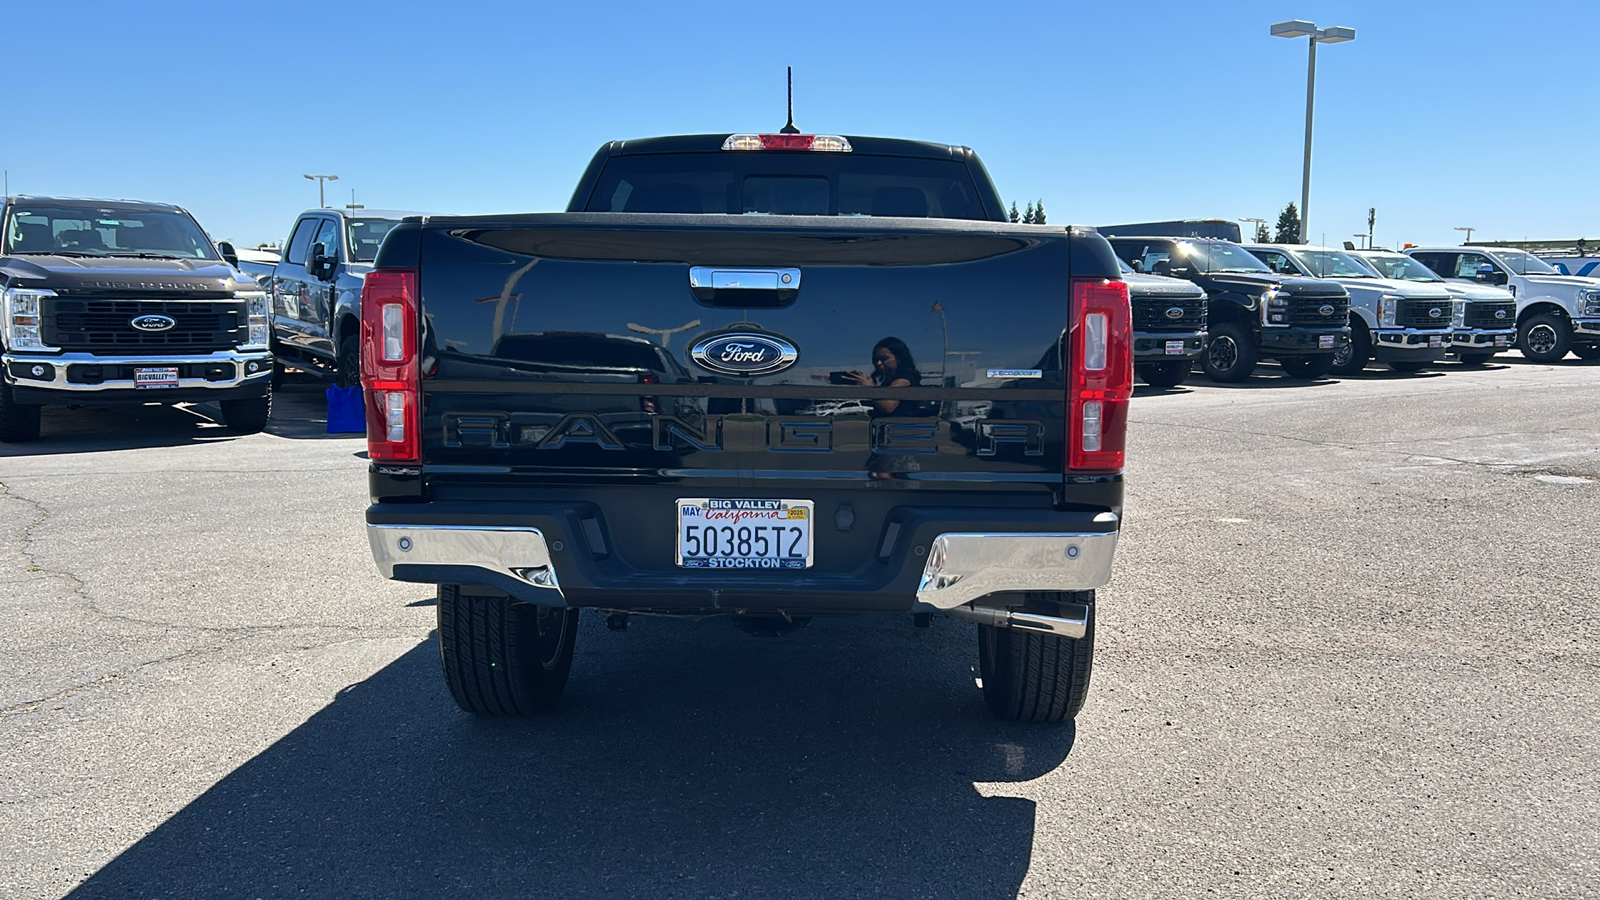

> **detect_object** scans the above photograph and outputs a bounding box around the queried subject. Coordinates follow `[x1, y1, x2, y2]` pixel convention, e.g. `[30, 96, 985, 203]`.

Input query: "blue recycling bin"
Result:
[326, 385, 366, 434]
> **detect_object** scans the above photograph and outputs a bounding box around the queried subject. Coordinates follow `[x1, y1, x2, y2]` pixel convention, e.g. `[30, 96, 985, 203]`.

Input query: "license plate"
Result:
[1164, 340, 1185, 356]
[677, 498, 813, 569]
[134, 367, 179, 389]
[1319, 335, 1335, 349]
[1495, 335, 1509, 347]
[1428, 335, 1443, 348]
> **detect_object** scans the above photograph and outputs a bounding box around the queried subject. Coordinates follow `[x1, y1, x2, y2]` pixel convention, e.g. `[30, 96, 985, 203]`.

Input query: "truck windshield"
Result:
[347, 218, 403, 263]
[1289, 249, 1375, 278]
[1360, 253, 1442, 282]
[585, 153, 988, 219]
[1181, 241, 1271, 274]
[3, 205, 217, 259]
[1493, 250, 1558, 275]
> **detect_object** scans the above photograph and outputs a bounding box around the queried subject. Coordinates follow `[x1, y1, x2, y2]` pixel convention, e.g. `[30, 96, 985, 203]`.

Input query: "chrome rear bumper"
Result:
[914, 518, 1120, 610]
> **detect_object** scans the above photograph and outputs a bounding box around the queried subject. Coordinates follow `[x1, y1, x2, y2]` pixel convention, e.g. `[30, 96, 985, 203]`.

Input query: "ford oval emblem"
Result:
[1318, 305, 1335, 317]
[690, 332, 799, 377]
[1429, 307, 1443, 318]
[1495, 309, 1507, 319]
[1164, 307, 1185, 320]
[130, 314, 176, 333]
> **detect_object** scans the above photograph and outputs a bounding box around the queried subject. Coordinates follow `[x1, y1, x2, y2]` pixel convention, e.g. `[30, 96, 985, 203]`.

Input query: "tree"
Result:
[1008, 201, 1020, 223]
[1274, 203, 1302, 244]
[1033, 200, 1047, 225]
[1254, 222, 1271, 243]
[1023, 202, 1037, 225]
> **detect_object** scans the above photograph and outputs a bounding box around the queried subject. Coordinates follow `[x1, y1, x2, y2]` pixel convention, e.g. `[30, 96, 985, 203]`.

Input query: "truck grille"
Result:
[1285, 294, 1349, 326]
[1464, 301, 1516, 329]
[42, 299, 246, 354]
[1132, 296, 1206, 329]
[1395, 299, 1452, 329]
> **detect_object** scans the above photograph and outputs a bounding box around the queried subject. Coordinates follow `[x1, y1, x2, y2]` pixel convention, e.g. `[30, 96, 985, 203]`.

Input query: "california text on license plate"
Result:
[677, 498, 813, 569]
[134, 367, 179, 389]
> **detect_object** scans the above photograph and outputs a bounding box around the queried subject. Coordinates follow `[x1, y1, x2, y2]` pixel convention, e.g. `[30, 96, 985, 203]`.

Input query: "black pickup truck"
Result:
[362, 133, 1129, 723]
[0, 196, 273, 441]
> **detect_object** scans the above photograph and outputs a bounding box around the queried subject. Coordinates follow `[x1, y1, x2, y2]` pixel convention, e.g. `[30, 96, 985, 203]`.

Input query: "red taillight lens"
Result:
[1068, 278, 1132, 473]
[360, 269, 420, 462]
[721, 134, 853, 152]
[640, 373, 660, 414]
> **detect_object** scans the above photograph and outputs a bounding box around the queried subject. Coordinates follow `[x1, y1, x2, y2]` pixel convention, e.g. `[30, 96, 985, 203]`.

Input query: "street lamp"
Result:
[1271, 20, 1356, 244]
[1240, 217, 1268, 242]
[1455, 226, 1477, 244]
[303, 174, 339, 208]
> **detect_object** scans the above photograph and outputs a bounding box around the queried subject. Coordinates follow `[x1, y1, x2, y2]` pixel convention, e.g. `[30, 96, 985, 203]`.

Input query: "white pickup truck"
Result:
[1406, 246, 1600, 363]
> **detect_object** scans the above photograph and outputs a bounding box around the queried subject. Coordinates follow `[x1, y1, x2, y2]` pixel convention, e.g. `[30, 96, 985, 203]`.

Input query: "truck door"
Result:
[274, 217, 323, 356]
[302, 217, 343, 357]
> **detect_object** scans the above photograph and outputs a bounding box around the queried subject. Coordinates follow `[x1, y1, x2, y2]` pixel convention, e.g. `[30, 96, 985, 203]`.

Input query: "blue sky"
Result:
[6, 0, 1595, 249]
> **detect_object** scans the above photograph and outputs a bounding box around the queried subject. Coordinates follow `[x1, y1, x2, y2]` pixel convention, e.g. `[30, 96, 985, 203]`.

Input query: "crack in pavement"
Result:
[0, 646, 223, 718]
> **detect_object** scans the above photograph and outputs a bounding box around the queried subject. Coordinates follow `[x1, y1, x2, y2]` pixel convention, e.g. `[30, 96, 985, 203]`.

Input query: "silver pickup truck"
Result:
[238, 208, 420, 386]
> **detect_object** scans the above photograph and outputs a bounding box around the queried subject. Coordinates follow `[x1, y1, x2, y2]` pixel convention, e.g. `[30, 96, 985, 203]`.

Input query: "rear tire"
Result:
[219, 388, 272, 434]
[0, 381, 41, 443]
[1278, 354, 1335, 380]
[1329, 324, 1371, 376]
[1519, 312, 1571, 363]
[336, 334, 361, 389]
[1136, 360, 1192, 388]
[1201, 323, 1257, 383]
[1458, 352, 1496, 366]
[438, 584, 578, 715]
[978, 592, 1095, 723]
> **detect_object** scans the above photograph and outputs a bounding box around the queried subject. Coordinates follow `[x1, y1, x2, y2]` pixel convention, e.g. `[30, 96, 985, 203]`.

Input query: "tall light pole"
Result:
[1240, 217, 1268, 242]
[1455, 226, 1477, 245]
[1271, 20, 1356, 244]
[303, 173, 339, 207]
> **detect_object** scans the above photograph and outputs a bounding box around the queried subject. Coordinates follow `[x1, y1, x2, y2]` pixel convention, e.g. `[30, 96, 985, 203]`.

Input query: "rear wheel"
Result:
[336, 334, 361, 389]
[978, 592, 1095, 723]
[1278, 354, 1335, 380]
[219, 387, 272, 433]
[1519, 312, 1571, 363]
[0, 382, 41, 443]
[1458, 352, 1496, 366]
[1201, 323, 1257, 383]
[1570, 344, 1600, 361]
[438, 584, 578, 715]
[1136, 359, 1192, 388]
[1329, 324, 1371, 376]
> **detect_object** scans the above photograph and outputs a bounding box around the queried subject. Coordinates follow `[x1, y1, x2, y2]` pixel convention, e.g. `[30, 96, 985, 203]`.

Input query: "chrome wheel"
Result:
[1525, 324, 1558, 356]
[1332, 342, 1354, 368]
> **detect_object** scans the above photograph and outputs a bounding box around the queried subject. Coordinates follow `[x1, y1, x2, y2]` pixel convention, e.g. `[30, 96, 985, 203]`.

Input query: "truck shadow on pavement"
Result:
[68, 614, 1073, 900]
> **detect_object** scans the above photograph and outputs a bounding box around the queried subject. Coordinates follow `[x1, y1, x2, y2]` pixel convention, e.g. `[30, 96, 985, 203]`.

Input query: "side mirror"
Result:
[1475, 264, 1506, 286]
[1129, 259, 1145, 274]
[1151, 259, 1172, 277]
[308, 242, 333, 279]
[217, 240, 239, 268]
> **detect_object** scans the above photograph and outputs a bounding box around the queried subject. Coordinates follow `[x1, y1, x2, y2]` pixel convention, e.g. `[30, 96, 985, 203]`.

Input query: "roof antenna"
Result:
[779, 66, 800, 134]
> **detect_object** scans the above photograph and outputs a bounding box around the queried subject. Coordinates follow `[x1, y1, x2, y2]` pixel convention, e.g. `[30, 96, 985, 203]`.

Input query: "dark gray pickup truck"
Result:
[361, 133, 1131, 723]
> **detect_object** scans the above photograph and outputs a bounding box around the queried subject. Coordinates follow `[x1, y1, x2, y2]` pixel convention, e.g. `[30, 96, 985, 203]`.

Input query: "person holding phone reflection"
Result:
[850, 337, 925, 479]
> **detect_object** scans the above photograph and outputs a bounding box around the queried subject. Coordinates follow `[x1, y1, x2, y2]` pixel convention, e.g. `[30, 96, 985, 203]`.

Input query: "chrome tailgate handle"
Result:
[689, 267, 801, 307]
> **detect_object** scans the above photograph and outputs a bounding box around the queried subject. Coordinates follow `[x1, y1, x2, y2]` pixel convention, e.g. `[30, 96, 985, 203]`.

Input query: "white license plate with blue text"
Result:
[677, 498, 813, 569]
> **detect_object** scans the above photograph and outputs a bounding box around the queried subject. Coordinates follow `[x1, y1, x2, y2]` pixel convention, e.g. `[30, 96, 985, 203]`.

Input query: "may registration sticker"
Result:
[676, 498, 813, 569]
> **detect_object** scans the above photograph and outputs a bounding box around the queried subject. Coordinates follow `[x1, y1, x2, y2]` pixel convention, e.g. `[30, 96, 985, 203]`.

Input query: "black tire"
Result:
[1519, 312, 1571, 363]
[438, 584, 578, 715]
[1329, 323, 1371, 376]
[0, 381, 42, 443]
[978, 592, 1095, 723]
[336, 333, 361, 389]
[1200, 323, 1257, 383]
[1279, 354, 1335, 380]
[1136, 359, 1192, 388]
[219, 387, 272, 434]
[1570, 344, 1600, 361]
[1458, 352, 1496, 366]
[1388, 361, 1429, 373]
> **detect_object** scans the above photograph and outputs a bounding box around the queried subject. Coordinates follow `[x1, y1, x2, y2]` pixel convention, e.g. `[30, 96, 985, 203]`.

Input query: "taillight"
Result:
[721, 133, 853, 152]
[360, 269, 420, 463]
[1068, 278, 1132, 473]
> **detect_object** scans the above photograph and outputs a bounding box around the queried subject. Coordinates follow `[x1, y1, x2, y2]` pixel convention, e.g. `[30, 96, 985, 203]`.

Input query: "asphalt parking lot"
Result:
[2, 357, 1598, 899]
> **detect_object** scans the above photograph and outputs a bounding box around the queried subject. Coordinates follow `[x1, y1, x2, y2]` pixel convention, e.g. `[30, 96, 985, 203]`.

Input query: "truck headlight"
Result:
[1379, 295, 1399, 328]
[1261, 289, 1289, 326]
[2, 288, 60, 352]
[1452, 301, 1466, 328]
[1581, 288, 1600, 317]
[240, 292, 270, 349]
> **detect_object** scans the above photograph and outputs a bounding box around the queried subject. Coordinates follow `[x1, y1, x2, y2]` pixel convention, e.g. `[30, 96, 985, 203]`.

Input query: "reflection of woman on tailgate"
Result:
[846, 336, 921, 416]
